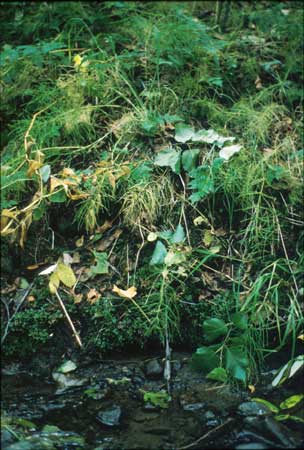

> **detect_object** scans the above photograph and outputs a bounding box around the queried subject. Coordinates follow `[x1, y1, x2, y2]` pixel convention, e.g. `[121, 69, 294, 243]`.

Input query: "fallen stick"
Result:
[54, 289, 82, 348]
[177, 418, 235, 450]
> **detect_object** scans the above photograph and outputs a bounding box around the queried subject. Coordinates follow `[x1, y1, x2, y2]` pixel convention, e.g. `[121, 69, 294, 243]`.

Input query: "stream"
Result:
[1, 352, 304, 449]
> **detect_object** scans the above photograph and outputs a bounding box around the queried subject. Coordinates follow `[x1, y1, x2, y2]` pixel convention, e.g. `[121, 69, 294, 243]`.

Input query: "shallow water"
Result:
[1, 353, 303, 449]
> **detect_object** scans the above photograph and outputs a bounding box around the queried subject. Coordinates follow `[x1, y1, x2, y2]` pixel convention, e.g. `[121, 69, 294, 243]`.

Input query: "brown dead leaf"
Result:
[96, 220, 113, 234]
[87, 288, 101, 304]
[255, 76, 263, 90]
[112, 285, 137, 299]
[96, 228, 122, 251]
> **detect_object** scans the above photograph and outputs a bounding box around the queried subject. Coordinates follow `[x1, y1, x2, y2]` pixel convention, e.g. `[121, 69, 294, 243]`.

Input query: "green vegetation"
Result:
[1, 2, 303, 385]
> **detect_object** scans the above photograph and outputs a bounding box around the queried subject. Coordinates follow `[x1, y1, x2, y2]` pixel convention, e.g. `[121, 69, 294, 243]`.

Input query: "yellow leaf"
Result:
[73, 54, 82, 67]
[67, 191, 89, 200]
[112, 285, 137, 299]
[76, 236, 84, 247]
[27, 160, 43, 177]
[107, 172, 116, 189]
[86, 288, 101, 304]
[56, 263, 76, 288]
[96, 220, 113, 233]
[297, 334, 304, 341]
[50, 176, 65, 193]
[49, 271, 60, 293]
[248, 384, 256, 394]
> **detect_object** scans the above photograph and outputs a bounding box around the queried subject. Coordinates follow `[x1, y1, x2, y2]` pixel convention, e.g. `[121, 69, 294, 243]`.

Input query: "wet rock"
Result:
[132, 411, 160, 422]
[52, 372, 87, 392]
[1, 429, 16, 447]
[236, 430, 276, 447]
[96, 405, 122, 427]
[182, 402, 205, 412]
[238, 401, 270, 417]
[264, 416, 297, 447]
[243, 415, 297, 448]
[144, 359, 163, 378]
[204, 410, 216, 420]
[236, 443, 270, 450]
[172, 360, 182, 373]
[206, 418, 221, 427]
[56, 360, 77, 374]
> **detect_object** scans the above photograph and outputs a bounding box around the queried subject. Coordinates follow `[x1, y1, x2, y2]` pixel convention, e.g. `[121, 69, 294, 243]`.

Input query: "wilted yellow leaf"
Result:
[76, 236, 84, 247]
[96, 220, 113, 234]
[112, 285, 137, 299]
[86, 288, 101, 304]
[56, 263, 76, 288]
[297, 334, 304, 341]
[67, 191, 89, 200]
[248, 384, 256, 394]
[107, 172, 116, 189]
[49, 271, 60, 293]
[27, 160, 43, 177]
[50, 176, 66, 193]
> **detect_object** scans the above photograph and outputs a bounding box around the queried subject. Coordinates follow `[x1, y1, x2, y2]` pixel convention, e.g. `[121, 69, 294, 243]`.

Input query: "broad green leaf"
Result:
[171, 223, 185, 243]
[182, 149, 200, 172]
[203, 318, 228, 342]
[143, 390, 171, 409]
[49, 189, 67, 203]
[150, 241, 167, 265]
[33, 202, 46, 221]
[158, 230, 174, 241]
[252, 397, 279, 413]
[39, 164, 51, 183]
[56, 263, 76, 288]
[225, 346, 248, 383]
[192, 129, 235, 145]
[154, 148, 181, 174]
[206, 367, 228, 382]
[231, 312, 248, 331]
[279, 394, 304, 410]
[174, 123, 195, 143]
[90, 251, 109, 274]
[191, 346, 220, 374]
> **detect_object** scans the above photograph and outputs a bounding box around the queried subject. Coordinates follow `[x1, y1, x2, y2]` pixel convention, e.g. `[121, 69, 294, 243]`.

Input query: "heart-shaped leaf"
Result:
[203, 318, 228, 342]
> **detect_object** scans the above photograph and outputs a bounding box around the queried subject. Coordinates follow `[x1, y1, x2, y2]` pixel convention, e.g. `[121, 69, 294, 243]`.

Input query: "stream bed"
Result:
[1, 352, 303, 449]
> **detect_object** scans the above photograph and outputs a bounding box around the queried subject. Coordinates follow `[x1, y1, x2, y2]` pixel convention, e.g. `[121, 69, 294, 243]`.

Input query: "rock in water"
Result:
[144, 359, 163, 378]
[96, 405, 122, 427]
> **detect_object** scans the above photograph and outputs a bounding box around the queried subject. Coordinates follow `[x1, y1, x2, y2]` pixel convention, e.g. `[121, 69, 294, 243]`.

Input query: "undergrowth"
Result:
[1, 1, 303, 385]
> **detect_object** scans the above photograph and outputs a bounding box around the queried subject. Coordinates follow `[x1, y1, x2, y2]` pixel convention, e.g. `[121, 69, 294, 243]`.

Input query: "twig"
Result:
[164, 327, 171, 393]
[177, 418, 235, 450]
[54, 289, 83, 348]
[133, 224, 145, 282]
[1, 282, 34, 344]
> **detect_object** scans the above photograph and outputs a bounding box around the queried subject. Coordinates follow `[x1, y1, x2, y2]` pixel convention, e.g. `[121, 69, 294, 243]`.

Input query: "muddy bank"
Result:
[1, 352, 304, 449]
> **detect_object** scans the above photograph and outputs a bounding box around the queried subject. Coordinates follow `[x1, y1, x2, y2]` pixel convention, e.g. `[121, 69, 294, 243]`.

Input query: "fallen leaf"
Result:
[27, 295, 36, 302]
[248, 384, 256, 394]
[112, 285, 137, 299]
[76, 236, 84, 247]
[96, 228, 122, 251]
[255, 76, 263, 90]
[56, 262, 76, 288]
[73, 293, 83, 304]
[96, 220, 113, 234]
[87, 288, 101, 304]
[147, 232, 158, 242]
